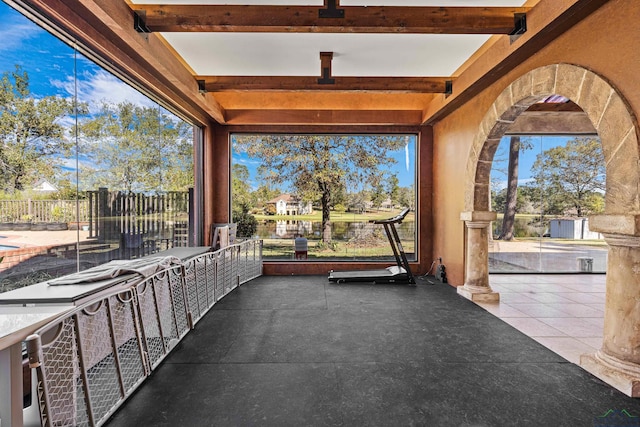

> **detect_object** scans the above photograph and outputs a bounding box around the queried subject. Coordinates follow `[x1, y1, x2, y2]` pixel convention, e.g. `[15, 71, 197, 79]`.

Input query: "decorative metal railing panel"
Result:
[134, 265, 188, 371]
[24, 239, 262, 427]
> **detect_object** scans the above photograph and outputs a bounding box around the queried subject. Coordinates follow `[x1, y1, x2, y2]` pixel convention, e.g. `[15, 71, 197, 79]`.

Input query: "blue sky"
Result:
[0, 2, 168, 176]
[0, 3, 153, 108]
[491, 135, 575, 190]
[1, 1, 416, 194]
[0, 2, 586, 194]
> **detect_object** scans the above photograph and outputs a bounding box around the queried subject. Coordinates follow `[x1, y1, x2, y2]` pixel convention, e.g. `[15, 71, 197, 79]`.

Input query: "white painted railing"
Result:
[0, 239, 262, 427]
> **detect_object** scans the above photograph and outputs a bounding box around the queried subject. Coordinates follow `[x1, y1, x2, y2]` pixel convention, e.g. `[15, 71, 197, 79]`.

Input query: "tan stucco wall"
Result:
[432, 0, 640, 286]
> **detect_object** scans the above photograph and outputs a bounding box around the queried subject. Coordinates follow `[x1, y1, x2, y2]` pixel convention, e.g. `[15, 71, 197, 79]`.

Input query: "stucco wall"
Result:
[432, 0, 640, 285]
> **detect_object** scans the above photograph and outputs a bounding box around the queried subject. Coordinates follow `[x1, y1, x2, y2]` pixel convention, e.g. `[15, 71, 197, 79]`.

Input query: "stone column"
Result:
[457, 211, 499, 302]
[581, 214, 640, 397]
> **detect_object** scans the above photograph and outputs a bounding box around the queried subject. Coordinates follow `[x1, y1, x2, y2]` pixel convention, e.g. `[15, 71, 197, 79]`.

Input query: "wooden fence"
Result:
[87, 188, 191, 249]
[0, 189, 191, 251]
[0, 199, 89, 223]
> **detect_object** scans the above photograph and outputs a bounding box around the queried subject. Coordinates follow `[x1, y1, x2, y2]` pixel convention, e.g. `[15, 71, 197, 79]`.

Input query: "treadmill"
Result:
[328, 208, 416, 286]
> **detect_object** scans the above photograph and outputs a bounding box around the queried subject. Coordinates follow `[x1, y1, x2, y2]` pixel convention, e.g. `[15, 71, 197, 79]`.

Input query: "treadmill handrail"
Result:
[370, 208, 411, 225]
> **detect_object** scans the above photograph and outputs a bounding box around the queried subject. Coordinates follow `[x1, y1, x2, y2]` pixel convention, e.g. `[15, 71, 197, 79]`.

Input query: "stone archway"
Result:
[459, 63, 640, 396]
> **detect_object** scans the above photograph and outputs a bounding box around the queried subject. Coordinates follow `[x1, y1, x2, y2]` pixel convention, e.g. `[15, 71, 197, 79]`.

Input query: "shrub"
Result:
[316, 240, 338, 251]
[235, 211, 258, 238]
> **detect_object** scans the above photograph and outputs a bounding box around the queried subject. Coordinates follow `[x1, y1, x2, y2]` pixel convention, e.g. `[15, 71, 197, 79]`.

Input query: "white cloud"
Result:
[51, 69, 155, 112]
[493, 177, 535, 191]
[0, 21, 39, 53]
[405, 141, 410, 171]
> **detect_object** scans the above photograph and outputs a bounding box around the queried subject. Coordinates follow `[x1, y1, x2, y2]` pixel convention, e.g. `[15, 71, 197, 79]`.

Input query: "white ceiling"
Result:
[129, 1, 529, 78]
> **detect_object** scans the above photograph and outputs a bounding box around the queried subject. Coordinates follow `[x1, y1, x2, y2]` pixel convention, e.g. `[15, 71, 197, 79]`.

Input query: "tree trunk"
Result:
[321, 189, 332, 243]
[500, 136, 520, 241]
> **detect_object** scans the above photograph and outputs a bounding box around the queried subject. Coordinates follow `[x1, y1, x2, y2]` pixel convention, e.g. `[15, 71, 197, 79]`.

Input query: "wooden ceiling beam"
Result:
[225, 109, 423, 125]
[131, 5, 530, 35]
[422, 0, 610, 125]
[198, 76, 452, 93]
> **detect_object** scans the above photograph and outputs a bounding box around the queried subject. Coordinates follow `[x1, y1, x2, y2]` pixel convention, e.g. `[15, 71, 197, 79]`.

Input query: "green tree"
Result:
[331, 182, 348, 208]
[231, 164, 257, 237]
[492, 187, 527, 215]
[162, 116, 194, 191]
[347, 190, 369, 213]
[386, 175, 400, 206]
[0, 66, 80, 192]
[370, 181, 387, 210]
[499, 136, 532, 241]
[234, 134, 406, 243]
[397, 185, 415, 210]
[254, 184, 280, 209]
[232, 163, 253, 214]
[531, 137, 605, 217]
[79, 102, 192, 192]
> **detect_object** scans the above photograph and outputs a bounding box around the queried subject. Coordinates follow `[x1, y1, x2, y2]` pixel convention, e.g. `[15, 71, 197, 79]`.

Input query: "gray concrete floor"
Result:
[106, 275, 640, 426]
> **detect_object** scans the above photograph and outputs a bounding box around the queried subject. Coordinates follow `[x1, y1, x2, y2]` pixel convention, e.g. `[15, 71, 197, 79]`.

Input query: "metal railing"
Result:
[21, 239, 262, 427]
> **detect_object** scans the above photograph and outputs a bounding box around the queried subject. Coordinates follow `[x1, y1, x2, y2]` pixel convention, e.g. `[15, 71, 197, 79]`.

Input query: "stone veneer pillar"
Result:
[581, 214, 640, 397]
[458, 211, 499, 302]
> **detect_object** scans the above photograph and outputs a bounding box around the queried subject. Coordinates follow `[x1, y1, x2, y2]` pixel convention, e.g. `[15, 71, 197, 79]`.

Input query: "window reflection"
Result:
[231, 133, 417, 261]
[0, 3, 194, 293]
[489, 135, 607, 273]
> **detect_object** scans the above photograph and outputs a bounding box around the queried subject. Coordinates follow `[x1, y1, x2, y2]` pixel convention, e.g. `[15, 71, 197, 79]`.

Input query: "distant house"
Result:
[365, 198, 395, 211]
[267, 194, 313, 215]
[32, 179, 58, 193]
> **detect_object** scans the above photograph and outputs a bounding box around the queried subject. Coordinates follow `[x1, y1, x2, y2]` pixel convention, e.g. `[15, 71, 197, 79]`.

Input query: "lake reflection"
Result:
[257, 219, 415, 241]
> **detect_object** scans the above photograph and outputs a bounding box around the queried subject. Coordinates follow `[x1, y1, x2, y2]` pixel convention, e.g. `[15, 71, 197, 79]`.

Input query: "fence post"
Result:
[98, 187, 109, 243]
[188, 188, 194, 246]
[88, 191, 95, 237]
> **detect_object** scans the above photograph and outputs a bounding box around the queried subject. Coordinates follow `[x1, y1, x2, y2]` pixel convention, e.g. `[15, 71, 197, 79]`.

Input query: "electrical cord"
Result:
[421, 259, 437, 277]
[419, 258, 445, 285]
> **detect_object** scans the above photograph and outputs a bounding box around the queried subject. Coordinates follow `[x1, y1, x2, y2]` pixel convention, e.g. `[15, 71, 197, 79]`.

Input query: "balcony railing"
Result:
[0, 239, 262, 427]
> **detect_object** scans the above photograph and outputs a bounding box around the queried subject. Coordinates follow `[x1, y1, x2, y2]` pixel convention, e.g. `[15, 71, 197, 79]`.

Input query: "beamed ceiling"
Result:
[113, 0, 599, 127]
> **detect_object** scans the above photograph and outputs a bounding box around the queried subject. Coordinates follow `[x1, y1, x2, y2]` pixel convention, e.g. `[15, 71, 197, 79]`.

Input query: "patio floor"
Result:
[105, 274, 640, 427]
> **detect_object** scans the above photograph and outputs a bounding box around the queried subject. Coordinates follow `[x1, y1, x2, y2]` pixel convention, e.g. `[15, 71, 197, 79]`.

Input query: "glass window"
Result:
[489, 135, 606, 273]
[0, 2, 195, 293]
[231, 133, 417, 261]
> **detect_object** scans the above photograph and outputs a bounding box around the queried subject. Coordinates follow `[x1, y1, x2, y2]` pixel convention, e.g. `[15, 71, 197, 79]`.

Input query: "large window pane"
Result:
[231, 133, 417, 261]
[489, 135, 607, 273]
[0, 2, 195, 293]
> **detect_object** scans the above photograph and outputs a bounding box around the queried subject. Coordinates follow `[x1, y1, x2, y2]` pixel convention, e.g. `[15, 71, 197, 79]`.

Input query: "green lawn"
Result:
[261, 237, 415, 259]
[254, 208, 415, 259]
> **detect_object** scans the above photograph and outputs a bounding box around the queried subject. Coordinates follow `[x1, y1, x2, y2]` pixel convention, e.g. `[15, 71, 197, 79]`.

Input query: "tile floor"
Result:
[476, 274, 606, 364]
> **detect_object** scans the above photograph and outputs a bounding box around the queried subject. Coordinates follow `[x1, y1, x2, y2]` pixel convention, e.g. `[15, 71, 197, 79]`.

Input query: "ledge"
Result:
[460, 211, 497, 222]
[589, 214, 640, 236]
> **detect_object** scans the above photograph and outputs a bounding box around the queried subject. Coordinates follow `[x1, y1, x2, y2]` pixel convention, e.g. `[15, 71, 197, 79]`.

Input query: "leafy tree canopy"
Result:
[0, 66, 82, 192]
[530, 137, 605, 217]
[79, 102, 192, 192]
[232, 163, 253, 215]
[233, 134, 407, 242]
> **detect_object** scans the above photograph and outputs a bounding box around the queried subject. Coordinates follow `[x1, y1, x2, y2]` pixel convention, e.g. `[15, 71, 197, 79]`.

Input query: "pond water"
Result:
[255, 219, 416, 241]
[256, 218, 416, 260]
[0, 235, 18, 251]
